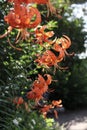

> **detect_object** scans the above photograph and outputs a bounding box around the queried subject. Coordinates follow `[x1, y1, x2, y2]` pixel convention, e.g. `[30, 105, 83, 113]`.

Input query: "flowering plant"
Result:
[0, 0, 73, 124]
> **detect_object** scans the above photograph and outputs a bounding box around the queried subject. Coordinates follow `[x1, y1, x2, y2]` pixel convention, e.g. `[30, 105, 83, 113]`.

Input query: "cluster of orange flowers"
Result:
[35, 34, 73, 70]
[0, 0, 73, 118]
[27, 74, 52, 102]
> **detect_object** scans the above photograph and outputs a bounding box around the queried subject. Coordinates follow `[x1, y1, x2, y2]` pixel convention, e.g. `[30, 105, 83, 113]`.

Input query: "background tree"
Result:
[47, 0, 87, 109]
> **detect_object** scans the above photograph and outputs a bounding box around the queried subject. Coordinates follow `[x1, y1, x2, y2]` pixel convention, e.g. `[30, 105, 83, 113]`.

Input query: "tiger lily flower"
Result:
[52, 100, 62, 107]
[35, 50, 58, 67]
[0, 5, 41, 49]
[34, 26, 54, 45]
[57, 35, 74, 56]
[27, 74, 52, 102]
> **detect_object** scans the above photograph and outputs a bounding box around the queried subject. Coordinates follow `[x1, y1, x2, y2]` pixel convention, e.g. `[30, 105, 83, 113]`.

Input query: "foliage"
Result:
[63, 58, 87, 109]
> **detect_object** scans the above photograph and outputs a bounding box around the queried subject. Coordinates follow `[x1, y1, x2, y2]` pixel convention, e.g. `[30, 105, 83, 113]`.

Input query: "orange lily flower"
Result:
[4, 6, 41, 29]
[35, 50, 58, 67]
[0, 5, 41, 49]
[52, 43, 65, 62]
[27, 88, 43, 101]
[52, 100, 62, 107]
[40, 104, 52, 117]
[57, 35, 74, 56]
[35, 26, 54, 45]
[27, 74, 52, 102]
[58, 35, 71, 50]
